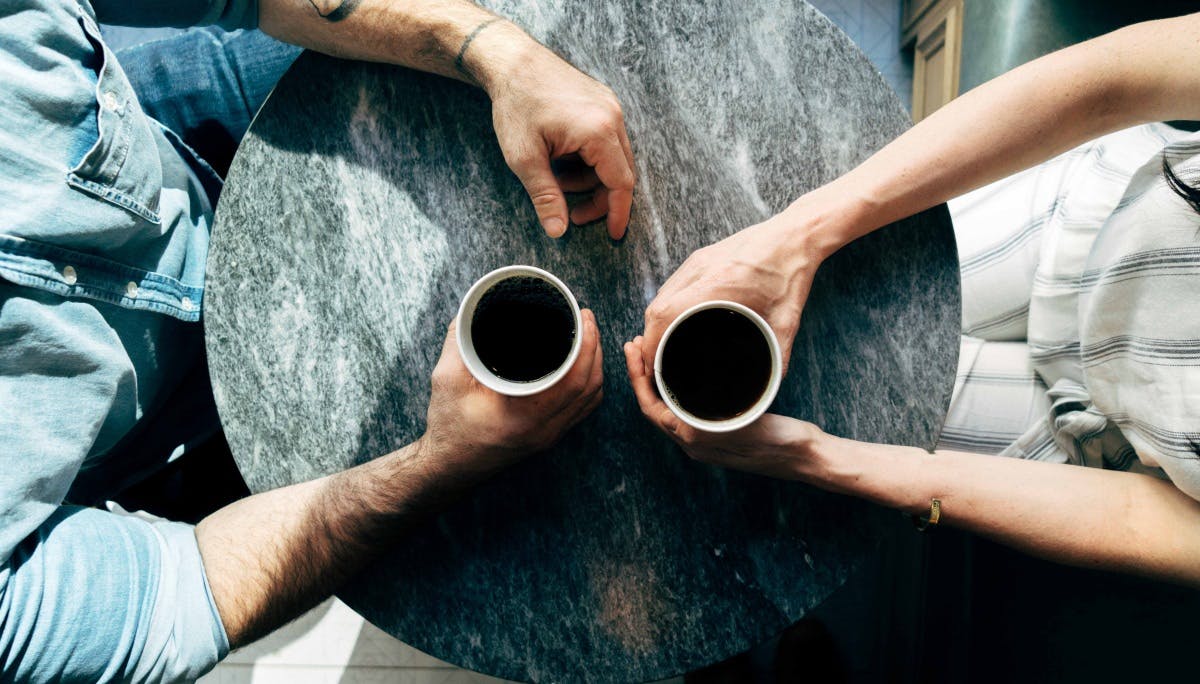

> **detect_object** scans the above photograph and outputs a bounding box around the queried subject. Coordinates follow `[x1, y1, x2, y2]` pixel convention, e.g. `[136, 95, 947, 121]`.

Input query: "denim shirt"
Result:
[1, 0, 259, 680]
[0, 2, 222, 321]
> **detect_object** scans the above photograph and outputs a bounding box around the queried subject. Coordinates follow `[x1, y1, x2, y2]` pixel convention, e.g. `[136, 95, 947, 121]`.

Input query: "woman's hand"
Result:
[422, 309, 604, 480]
[623, 335, 822, 481]
[639, 214, 829, 376]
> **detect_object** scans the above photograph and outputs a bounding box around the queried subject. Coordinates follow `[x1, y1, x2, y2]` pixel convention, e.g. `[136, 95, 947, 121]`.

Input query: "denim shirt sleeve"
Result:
[90, 0, 260, 30]
[0, 0, 217, 323]
[0, 281, 226, 681]
[0, 507, 230, 682]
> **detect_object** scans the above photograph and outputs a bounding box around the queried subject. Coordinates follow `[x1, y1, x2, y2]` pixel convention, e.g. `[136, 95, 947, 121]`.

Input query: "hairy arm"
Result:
[198, 315, 603, 647]
[196, 440, 450, 646]
[258, 0, 523, 88]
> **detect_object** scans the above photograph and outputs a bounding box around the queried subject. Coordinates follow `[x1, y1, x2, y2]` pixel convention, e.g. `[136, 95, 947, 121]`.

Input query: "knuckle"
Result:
[528, 190, 562, 210]
[645, 303, 670, 326]
[603, 97, 623, 120]
[502, 145, 526, 166]
[506, 147, 542, 172]
[430, 365, 452, 388]
[588, 114, 617, 137]
[568, 375, 589, 396]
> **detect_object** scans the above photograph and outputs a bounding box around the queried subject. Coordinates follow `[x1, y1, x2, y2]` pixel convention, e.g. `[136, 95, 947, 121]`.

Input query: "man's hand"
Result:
[199, 310, 603, 647]
[421, 308, 605, 479]
[261, 1, 636, 240]
[623, 336, 819, 481]
[639, 217, 823, 378]
[472, 24, 636, 240]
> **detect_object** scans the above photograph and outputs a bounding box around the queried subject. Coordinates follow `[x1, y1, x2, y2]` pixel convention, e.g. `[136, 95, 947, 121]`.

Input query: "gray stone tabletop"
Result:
[205, 1, 960, 681]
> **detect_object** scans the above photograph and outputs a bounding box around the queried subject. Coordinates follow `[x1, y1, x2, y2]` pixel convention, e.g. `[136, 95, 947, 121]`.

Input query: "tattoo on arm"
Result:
[454, 18, 503, 81]
[306, 0, 362, 22]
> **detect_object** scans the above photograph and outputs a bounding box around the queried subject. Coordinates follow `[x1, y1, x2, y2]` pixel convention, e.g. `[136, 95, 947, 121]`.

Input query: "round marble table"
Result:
[206, 1, 960, 680]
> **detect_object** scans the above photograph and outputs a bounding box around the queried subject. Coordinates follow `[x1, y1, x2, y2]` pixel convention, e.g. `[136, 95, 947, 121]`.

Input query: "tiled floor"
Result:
[198, 599, 512, 684]
[101, 3, 911, 682]
[810, 0, 913, 110]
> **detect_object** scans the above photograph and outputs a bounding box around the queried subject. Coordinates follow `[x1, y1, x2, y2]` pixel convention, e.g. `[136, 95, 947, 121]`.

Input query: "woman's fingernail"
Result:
[544, 218, 565, 236]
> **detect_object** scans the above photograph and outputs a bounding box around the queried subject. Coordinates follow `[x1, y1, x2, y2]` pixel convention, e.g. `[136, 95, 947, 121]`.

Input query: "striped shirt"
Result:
[939, 124, 1200, 501]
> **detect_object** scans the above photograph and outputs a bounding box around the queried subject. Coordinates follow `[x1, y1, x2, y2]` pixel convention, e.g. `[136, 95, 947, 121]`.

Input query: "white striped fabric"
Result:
[938, 123, 1200, 498]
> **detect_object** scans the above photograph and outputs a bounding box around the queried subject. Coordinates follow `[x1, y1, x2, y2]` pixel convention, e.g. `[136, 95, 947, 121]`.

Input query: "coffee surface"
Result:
[660, 308, 772, 421]
[470, 276, 575, 382]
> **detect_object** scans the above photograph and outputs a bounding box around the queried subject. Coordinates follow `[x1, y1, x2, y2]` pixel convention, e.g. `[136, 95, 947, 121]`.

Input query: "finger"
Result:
[609, 126, 636, 240]
[586, 314, 604, 391]
[539, 309, 602, 425]
[430, 318, 471, 392]
[585, 387, 604, 414]
[434, 318, 463, 366]
[617, 125, 635, 181]
[564, 316, 604, 423]
[578, 136, 635, 240]
[555, 165, 602, 193]
[605, 187, 633, 241]
[639, 296, 675, 376]
[509, 148, 570, 238]
[637, 325, 664, 386]
[577, 386, 604, 421]
[566, 369, 605, 426]
[559, 388, 604, 435]
[638, 289, 698, 382]
[569, 186, 610, 226]
[624, 337, 680, 434]
[563, 308, 601, 395]
[568, 308, 604, 398]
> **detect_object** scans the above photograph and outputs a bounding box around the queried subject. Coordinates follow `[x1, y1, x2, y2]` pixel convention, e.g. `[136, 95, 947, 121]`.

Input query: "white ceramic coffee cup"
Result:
[653, 300, 783, 433]
[456, 265, 583, 397]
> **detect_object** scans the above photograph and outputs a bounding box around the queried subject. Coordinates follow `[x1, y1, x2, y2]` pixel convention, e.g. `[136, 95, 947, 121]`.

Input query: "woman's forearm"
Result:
[781, 13, 1200, 261]
[800, 434, 1200, 586]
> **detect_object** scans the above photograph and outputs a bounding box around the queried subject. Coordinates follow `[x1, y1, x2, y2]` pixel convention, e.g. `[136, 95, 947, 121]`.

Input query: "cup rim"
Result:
[456, 265, 584, 397]
[652, 300, 783, 433]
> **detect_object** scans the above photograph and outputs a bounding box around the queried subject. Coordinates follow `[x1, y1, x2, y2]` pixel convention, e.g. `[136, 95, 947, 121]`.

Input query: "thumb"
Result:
[511, 154, 569, 238]
[435, 318, 463, 368]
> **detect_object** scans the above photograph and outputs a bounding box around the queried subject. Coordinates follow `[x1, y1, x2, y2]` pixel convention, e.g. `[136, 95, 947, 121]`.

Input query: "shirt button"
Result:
[181, 296, 194, 312]
[125, 281, 139, 298]
[103, 91, 119, 112]
[62, 265, 77, 285]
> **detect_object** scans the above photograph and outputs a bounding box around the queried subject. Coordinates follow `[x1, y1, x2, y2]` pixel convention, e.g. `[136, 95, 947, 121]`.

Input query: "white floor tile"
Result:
[220, 599, 454, 669]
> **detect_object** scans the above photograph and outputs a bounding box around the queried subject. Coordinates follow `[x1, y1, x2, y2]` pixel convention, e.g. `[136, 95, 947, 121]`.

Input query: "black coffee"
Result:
[470, 276, 576, 382]
[660, 308, 772, 421]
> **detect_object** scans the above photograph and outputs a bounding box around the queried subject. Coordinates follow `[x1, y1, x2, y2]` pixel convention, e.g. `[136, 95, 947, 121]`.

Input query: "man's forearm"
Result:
[195, 438, 464, 647]
[777, 14, 1200, 263]
[797, 435, 1200, 587]
[258, 0, 543, 92]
